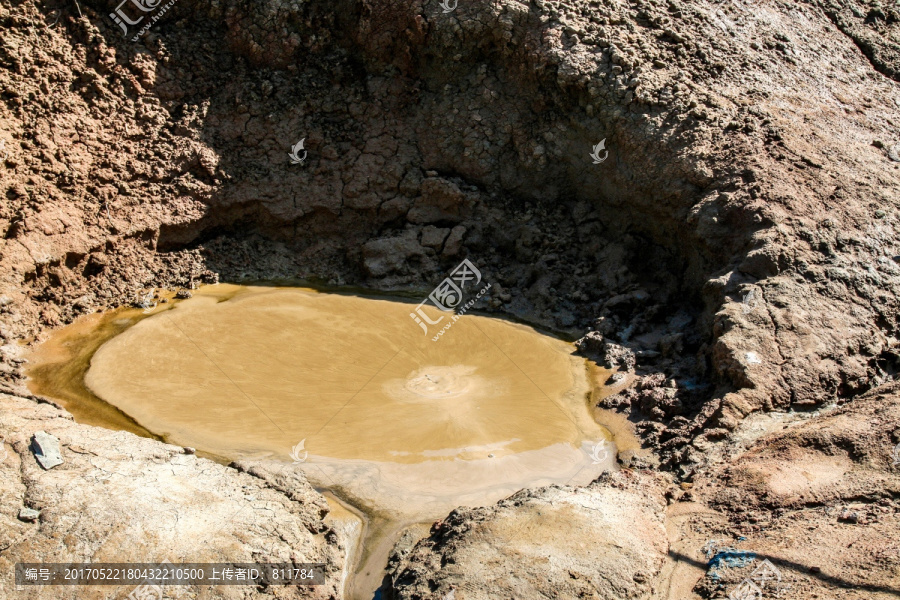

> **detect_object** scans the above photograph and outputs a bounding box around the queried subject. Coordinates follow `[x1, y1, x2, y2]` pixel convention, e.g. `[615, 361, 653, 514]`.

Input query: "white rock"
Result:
[31, 430, 63, 470]
[18, 507, 40, 522]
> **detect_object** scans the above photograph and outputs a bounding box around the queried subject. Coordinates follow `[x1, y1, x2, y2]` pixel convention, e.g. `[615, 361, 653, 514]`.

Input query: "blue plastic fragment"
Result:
[707, 549, 757, 570]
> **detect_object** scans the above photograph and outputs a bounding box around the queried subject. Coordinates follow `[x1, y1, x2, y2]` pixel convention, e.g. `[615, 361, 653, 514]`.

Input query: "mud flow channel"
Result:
[28, 284, 628, 599]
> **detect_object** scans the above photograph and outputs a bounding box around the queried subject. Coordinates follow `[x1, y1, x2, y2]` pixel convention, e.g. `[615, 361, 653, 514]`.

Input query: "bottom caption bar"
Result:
[15, 563, 325, 586]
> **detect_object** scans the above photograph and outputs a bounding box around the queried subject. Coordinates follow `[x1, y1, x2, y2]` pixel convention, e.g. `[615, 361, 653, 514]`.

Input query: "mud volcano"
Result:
[2, 0, 900, 599]
[32, 283, 620, 597]
[81, 285, 614, 508]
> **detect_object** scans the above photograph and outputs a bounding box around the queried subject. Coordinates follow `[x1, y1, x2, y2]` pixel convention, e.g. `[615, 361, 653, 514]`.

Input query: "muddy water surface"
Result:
[29, 284, 628, 599]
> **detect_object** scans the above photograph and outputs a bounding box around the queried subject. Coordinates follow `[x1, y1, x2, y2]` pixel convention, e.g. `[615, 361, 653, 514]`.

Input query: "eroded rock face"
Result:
[0, 395, 346, 599]
[388, 472, 668, 600]
[575, 331, 636, 371]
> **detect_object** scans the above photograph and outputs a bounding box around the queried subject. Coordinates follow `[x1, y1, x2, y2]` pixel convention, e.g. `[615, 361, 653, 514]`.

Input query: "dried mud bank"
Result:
[0, 394, 348, 599]
[1, 0, 900, 598]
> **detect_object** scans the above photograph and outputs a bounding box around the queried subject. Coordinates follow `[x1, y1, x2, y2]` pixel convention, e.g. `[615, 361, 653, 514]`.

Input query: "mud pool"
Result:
[28, 284, 627, 598]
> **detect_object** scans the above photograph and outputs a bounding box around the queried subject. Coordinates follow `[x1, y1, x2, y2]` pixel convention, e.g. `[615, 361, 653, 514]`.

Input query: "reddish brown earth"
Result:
[1, 0, 900, 598]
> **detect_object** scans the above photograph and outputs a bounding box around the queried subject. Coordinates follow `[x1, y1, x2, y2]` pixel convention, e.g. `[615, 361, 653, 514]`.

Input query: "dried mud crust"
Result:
[387, 472, 670, 600]
[0, 394, 347, 599]
[0, 0, 899, 598]
[684, 382, 900, 599]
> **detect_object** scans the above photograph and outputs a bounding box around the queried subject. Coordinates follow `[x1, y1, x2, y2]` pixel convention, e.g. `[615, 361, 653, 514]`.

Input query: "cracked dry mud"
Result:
[1, 0, 900, 599]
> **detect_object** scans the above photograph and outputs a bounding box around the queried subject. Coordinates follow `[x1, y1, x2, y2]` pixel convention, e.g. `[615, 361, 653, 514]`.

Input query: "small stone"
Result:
[838, 508, 859, 523]
[183, 447, 196, 455]
[442, 226, 467, 257]
[810, 566, 822, 574]
[18, 508, 40, 522]
[175, 290, 193, 299]
[31, 431, 63, 470]
[889, 145, 900, 162]
[420, 226, 451, 250]
[705, 428, 729, 440]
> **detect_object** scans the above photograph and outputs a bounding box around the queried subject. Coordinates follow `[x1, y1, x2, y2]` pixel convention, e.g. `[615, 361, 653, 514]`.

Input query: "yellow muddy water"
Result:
[28, 284, 628, 599]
